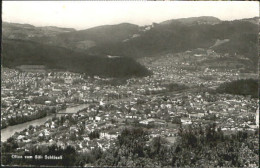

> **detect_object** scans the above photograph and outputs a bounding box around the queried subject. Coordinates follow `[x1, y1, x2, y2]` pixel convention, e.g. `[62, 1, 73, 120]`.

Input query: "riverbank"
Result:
[1, 104, 89, 142]
[1, 103, 86, 130]
[1, 111, 48, 130]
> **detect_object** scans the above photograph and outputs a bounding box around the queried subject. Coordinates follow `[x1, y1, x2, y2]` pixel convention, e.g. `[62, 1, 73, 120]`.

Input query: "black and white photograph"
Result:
[1, 1, 259, 167]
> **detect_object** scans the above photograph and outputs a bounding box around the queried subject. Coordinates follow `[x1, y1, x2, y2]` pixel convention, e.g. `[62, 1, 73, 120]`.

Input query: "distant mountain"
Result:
[2, 39, 151, 77]
[3, 17, 257, 59]
[2, 22, 76, 40]
[240, 17, 259, 25]
[35, 23, 140, 50]
[160, 16, 221, 26]
[2, 16, 258, 73]
[89, 19, 258, 63]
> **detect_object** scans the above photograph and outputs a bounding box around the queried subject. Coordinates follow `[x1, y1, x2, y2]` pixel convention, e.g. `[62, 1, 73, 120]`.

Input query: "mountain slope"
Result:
[89, 20, 258, 62]
[2, 17, 258, 73]
[160, 16, 221, 25]
[2, 22, 76, 40]
[36, 23, 140, 50]
[2, 39, 151, 77]
[240, 17, 259, 25]
[3, 17, 257, 61]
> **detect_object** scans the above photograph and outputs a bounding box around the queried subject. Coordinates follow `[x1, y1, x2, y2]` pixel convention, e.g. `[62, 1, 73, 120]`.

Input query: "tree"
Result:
[89, 130, 100, 140]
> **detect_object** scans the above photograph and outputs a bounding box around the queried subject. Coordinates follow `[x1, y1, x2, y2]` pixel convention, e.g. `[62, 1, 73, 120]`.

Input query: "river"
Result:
[1, 104, 89, 142]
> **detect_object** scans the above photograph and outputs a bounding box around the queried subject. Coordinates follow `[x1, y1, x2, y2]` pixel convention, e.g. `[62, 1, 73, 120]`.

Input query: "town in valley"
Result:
[1, 47, 259, 167]
[1, 1, 259, 167]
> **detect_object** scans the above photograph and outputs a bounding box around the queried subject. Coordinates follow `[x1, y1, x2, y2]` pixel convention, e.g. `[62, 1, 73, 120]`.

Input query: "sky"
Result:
[2, 1, 259, 30]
